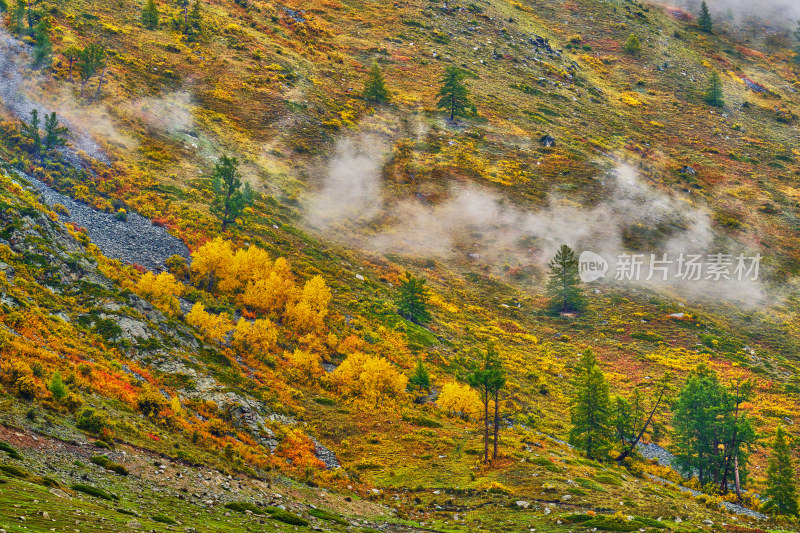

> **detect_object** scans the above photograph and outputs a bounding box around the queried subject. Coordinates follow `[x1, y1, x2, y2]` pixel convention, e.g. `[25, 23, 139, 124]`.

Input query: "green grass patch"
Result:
[308, 508, 348, 525]
[0, 441, 23, 460]
[90, 455, 129, 476]
[71, 483, 119, 501]
[265, 506, 308, 526]
[593, 473, 624, 486]
[152, 513, 178, 525]
[0, 464, 29, 478]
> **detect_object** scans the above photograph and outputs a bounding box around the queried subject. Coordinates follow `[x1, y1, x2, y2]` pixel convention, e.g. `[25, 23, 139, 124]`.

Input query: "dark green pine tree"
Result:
[436, 66, 473, 121]
[43, 112, 68, 153]
[48, 371, 68, 400]
[569, 349, 613, 461]
[396, 272, 431, 324]
[210, 155, 253, 230]
[698, 1, 713, 33]
[546, 244, 587, 314]
[408, 358, 431, 392]
[764, 426, 799, 517]
[611, 394, 634, 446]
[467, 343, 506, 464]
[184, 0, 204, 42]
[20, 109, 42, 155]
[363, 62, 390, 104]
[141, 0, 160, 30]
[705, 71, 724, 108]
[32, 20, 52, 68]
[672, 366, 756, 491]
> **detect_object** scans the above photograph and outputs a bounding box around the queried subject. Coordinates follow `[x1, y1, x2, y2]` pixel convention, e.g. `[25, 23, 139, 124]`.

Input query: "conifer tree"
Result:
[20, 109, 42, 155]
[77, 43, 107, 98]
[43, 112, 68, 152]
[62, 45, 80, 82]
[48, 371, 67, 400]
[408, 358, 431, 392]
[396, 272, 431, 324]
[672, 366, 756, 491]
[32, 20, 52, 67]
[698, 1, 713, 33]
[467, 343, 506, 464]
[764, 426, 799, 516]
[546, 244, 586, 314]
[569, 349, 612, 461]
[436, 66, 473, 121]
[185, 0, 203, 42]
[141, 0, 160, 30]
[623, 34, 641, 56]
[210, 155, 253, 231]
[705, 71, 724, 108]
[363, 62, 390, 104]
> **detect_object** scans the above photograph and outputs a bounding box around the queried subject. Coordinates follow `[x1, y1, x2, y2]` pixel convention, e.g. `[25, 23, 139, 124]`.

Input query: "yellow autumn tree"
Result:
[135, 271, 184, 316]
[190, 237, 234, 292]
[240, 257, 296, 316]
[284, 348, 324, 384]
[330, 352, 407, 405]
[438, 381, 482, 420]
[186, 302, 233, 342]
[221, 246, 273, 294]
[286, 275, 331, 335]
[232, 317, 278, 357]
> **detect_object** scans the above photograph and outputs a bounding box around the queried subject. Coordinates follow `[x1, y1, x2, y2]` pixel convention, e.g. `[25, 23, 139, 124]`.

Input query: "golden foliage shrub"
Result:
[232, 318, 278, 356]
[186, 302, 233, 342]
[190, 237, 235, 292]
[330, 352, 408, 405]
[239, 257, 296, 316]
[285, 276, 331, 335]
[285, 348, 324, 384]
[2, 360, 39, 399]
[437, 381, 481, 419]
[135, 271, 184, 316]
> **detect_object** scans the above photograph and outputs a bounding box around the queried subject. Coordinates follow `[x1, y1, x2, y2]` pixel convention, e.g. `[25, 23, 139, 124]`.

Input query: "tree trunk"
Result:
[733, 454, 742, 501]
[615, 383, 667, 462]
[483, 394, 489, 464]
[720, 382, 741, 493]
[68, 59, 74, 82]
[94, 57, 109, 100]
[492, 390, 499, 461]
[80, 79, 87, 97]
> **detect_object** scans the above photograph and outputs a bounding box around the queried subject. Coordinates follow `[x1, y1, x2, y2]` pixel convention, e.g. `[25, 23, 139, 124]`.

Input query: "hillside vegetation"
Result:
[1, 0, 800, 531]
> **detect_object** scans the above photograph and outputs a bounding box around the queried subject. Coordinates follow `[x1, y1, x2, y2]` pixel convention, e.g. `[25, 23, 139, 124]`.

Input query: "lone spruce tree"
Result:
[764, 426, 799, 517]
[210, 155, 253, 231]
[705, 71, 724, 108]
[396, 272, 431, 324]
[141, 0, 160, 29]
[43, 112, 68, 152]
[408, 358, 431, 392]
[436, 66, 473, 121]
[698, 1, 713, 33]
[363, 62, 389, 104]
[569, 349, 613, 461]
[546, 244, 586, 314]
[20, 109, 42, 154]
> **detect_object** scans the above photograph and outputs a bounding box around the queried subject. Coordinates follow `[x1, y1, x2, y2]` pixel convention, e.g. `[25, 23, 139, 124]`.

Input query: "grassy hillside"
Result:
[1, 0, 800, 531]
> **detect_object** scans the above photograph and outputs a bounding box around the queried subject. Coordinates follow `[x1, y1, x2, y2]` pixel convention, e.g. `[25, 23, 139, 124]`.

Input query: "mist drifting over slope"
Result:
[661, 0, 800, 26]
[305, 136, 764, 305]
